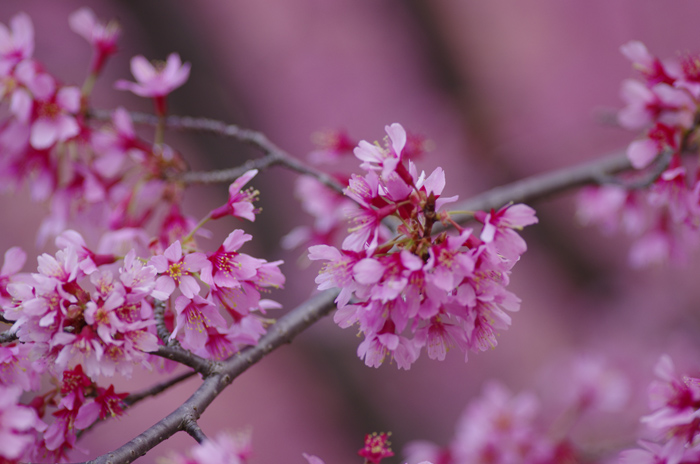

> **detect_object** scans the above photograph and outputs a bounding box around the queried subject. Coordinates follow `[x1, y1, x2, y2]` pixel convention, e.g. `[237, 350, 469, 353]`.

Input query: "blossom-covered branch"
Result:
[83, 289, 338, 464]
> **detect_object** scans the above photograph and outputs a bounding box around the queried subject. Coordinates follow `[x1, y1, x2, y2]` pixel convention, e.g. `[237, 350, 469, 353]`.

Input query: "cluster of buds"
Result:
[308, 123, 537, 369]
[578, 41, 700, 267]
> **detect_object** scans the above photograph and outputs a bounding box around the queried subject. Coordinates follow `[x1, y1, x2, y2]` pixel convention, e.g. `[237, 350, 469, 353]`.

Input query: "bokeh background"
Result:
[3, 1, 700, 462]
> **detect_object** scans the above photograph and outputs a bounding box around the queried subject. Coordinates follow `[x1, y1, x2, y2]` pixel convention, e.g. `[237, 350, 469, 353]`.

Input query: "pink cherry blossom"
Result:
[620, 40, 679, 86]
[115, 53, 191, 99]
[170, 295, 227, 351]
[29, 85, 82, 150]
[353, 122, 406, 180]
[69, 7, 119, 74]
[74, 384, 127, 429]
[358, 432, 394, 464]
[199, 230, 258, 289]
[477, 203, 538, 264]
[0, 12, 34, 68]
[209, 169, 259, 221]
[150, 240, 208, 300]
[91, 107, 146, 178]
[308, 128, 356, 164]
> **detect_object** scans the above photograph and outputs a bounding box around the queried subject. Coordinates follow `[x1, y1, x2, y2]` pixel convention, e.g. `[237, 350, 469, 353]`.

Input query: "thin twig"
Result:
[441, 151, 631, 230]
[182, 418, 208, 444]
[90, 109, 345, 194]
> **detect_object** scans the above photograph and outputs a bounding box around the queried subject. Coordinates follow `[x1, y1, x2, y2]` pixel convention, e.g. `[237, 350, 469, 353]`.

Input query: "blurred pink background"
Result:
[3, 1, 700, 462]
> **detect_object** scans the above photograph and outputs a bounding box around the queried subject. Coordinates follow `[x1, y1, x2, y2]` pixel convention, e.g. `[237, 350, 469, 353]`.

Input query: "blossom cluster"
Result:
[0, 9, 284, 461]
[619, 356, 700, 464]
[405, 356, 630, 464]
[306, 123, 537, 369]
[578, 41, 700, 267]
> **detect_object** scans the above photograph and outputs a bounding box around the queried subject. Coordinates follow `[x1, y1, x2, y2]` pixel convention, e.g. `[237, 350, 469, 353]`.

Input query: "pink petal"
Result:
[130, 55, 156, 83]
[228, 169, 258, 193]
[152, 275, 175, 300]
[57, 86, 81, 113]
[10, 88, 32, 123]
[68, 8, 96, 41]
[55, 115, 80, 142]
[1, 246, 26, 276]
[163, 240, 183, 262]
[30, 118, 58, 149]
[223, 229, 252, 251]
[10, 12, 34, 58]
[74, 400, 100, 429]
[627, 139, 658, 169]
[620, 40, 653, 66]
[353, 258, 384, 285]
[148, 255, 169, 273]
[308, 244, 341, 261]
[385, 122, 406, 156]
[179, 275, 200, 299]
[481, 219, 496, 243]
[112, 107, 134, 137]
[183, 252, 208, 272]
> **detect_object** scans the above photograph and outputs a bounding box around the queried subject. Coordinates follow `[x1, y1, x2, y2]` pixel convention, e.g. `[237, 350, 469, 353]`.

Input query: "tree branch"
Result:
[0, 331, 17, 344]
[152, 345, 219, 377]
[182, 418, 207, 444]
[90, 110, 345, 194]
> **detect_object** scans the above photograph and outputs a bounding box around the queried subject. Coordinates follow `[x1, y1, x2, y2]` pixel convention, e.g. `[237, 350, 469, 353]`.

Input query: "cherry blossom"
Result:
[115, 52, 190, 99]
[69, 7, 119, 74]
[358, 432, 395, 464]
[150, 240, 208, 300]
[0, 12, 34, 69]
[208, 169, 260, 222]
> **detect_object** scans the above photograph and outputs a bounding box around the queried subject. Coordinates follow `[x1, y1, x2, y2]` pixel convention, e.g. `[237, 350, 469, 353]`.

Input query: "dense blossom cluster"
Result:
[578, 41, 700, 267]
[0, 10, 284, 461]
[306, 123, 537, 369]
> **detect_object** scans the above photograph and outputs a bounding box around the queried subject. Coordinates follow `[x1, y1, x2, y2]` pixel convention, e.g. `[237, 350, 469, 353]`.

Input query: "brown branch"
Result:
[90, 109, 345, 194]
[153, 300, 172, 345]
[152, 345, 220, 377]
[0, 331, 17, 344]
[182, 418, 207, 444]
[463, 151, 630, 211]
